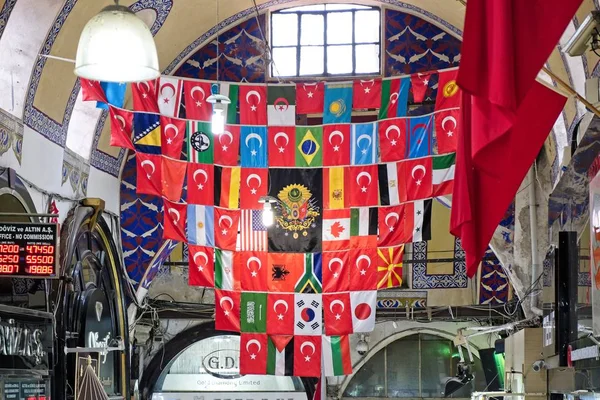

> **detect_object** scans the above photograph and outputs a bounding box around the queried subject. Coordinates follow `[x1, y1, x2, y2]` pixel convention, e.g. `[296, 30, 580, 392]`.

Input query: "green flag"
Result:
[187, 121, 213, 163]
[240, 292, 267, 332]
[295, 126, 323, 167]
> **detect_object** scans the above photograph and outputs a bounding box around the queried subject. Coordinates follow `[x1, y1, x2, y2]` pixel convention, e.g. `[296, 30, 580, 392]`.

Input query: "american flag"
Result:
[238, 210, 267, 251]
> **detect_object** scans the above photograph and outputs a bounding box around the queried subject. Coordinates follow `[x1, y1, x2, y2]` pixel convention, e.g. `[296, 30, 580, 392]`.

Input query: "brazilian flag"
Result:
[296, 126, 323, 167]
[267, 168, 323, 253]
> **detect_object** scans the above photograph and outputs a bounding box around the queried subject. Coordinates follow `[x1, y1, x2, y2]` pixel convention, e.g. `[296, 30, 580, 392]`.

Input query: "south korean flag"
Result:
[294, 293, 322, 336]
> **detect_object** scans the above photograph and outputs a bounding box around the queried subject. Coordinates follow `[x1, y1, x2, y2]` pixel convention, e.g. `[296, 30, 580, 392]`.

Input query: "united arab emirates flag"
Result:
[267, 335, 294, 376]
[268, 84, 296, 126]
[432, 153, 456, 196]
[322, 335, 352, 376]
[267, 169, 323, 253]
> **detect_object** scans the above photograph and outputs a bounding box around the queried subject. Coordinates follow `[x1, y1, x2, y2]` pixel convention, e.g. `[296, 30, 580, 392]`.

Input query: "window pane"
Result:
[343, 349, 385, 397]
[421, 339, 453, 397]
[326, 4, 370, 10]
[387, 337, 420, 397]
[300, 46, 324, 75]
[327, 45, 352, 74]
[301, 14, 324, 45]
[355, 10, 380, 43]
[355, 44, 379, 74]
[272, 47, 297, 77]
[327, 12, 353, 44]
[272, 14, 298, 46]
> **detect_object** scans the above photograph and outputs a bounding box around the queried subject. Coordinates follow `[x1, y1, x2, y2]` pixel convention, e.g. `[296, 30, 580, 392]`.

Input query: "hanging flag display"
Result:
[93, 66, 464, 379]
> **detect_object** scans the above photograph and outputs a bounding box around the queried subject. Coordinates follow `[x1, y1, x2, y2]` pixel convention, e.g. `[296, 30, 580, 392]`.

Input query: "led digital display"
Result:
[0, 222, 59, 279]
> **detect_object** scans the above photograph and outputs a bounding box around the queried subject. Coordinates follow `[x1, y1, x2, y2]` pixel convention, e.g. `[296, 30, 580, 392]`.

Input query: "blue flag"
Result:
[396, 77, 410, 117]
[351, 122, 378, 165]
[240, 126, 268, 168]
[186, 205, 215, 246]
[96, 82, 126, 109]
[407, 114, 433, 159]
[133, 113, 161, 154]
[323, 82, 353, 124]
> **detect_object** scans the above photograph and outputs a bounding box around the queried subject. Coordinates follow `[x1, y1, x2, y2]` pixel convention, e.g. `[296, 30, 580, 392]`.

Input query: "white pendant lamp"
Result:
[74, 2, 159, 82]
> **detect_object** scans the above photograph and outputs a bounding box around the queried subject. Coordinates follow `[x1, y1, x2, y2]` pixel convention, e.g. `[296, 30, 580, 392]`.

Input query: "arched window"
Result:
[343, 333, 487, 398]
[270, 4, 381, 77]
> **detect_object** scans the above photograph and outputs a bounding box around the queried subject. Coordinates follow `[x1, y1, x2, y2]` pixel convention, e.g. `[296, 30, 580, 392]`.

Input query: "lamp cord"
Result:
[216, 0, 220, 84]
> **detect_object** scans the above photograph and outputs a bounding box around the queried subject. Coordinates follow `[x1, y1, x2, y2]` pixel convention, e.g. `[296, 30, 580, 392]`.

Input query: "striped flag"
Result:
[322, 335, 352, 376]
[239, 210, 268, 251]
[432, 153, 456, 196]
[267, 335, 294, 376]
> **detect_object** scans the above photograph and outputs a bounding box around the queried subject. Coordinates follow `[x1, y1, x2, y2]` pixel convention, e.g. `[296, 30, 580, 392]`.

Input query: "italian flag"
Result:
[214, 248, 239, 290]
[322, 335, 352, 376]
[432, 153, 455, 196]
[266, 335, 294, 376]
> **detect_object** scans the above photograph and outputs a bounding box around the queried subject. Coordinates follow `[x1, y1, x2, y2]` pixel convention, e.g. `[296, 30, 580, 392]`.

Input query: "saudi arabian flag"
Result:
[432, 153, 455, 196]
[219, 82, 239, 124]
[266, 336, 294, 376]
[214, 248, 237, 290]
[322, 335, 353, 376]
[268, 84, 296, 126]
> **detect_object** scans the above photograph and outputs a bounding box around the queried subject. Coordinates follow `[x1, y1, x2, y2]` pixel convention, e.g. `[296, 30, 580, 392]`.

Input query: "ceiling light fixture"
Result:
[259, 196, 277, 227]
[206, 0, 230, 135]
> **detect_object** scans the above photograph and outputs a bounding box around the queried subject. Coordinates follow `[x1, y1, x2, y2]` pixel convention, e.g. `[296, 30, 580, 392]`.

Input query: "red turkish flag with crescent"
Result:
[240, 333, 268, 375]
[240, 168, 268, 210]
[322, 124, 350, 166]
[238, 251, 268, 292]
[108, 106, 134, 150]
[322, 251, 350, 293]
[377, 205, 403, 247]
[214, 125, 240, 166]
[349, 247, 378, 291]
[183, 80, 213, 121]
[268, 126, 296, 166]
[214, 207, 240, 250]
[435, 109, 460, 154]
[160, 116, 186, 159]
[348, 165, 379, 207]
[411, 72, 433, 103]
[293, 336, 321, 377]
[80, 78, 107, 103]
[188, 245, 215, 287]
[186, 163, 214, 205]
[296, 82, 324, 114]
[378, 117, 407, 162]
[215, 289, 241, 332]
[323, 292, 353, 335]
[136, 152, 162, 196]
[161, 157, 186, 202]
[132, 80, 159, 112]
[353, 79, 382, 109]
[239, 85, 267, 125]
[266, 293, 295, 335]
[398, 157, 433, 202]
[162, 198, 187, 242]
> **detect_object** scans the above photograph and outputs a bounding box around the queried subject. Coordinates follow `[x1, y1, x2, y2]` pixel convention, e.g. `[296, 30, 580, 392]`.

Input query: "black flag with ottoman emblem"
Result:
[268, 84, 296, 126]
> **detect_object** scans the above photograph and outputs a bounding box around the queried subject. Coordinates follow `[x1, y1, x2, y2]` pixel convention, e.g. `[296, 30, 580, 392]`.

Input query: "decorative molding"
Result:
[0, 0, 17, 40]
[412, 239, 468, 289]
[0, 108, 23, 164]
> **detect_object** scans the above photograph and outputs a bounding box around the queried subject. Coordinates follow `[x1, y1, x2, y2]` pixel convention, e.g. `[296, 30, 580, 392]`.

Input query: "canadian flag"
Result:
[268, 126, 296, 166]
[322, 251, 350, 293]
[267, 293, 295, 335]
[240, 333, 268, 375]
[186, 163, 214, 205]
[157, 76, 183, 117]
[215, 289, 241, 332]
[214, 125, 241, 166]
[162, 198, 187, 242]
[323, 292, 353, 335]
[160, 116, 186, 159]
[239, 251, 268, 292]
[214, 207, 240, 251]
[378, 118, 407, 162]
[293, 336, 322, 377]
[240, 168, 268, 210]
[349, 247, 378, 291]
[188, 245, 214, 287]
[350, 291, 377, 333]
[322, 209, 351, 251]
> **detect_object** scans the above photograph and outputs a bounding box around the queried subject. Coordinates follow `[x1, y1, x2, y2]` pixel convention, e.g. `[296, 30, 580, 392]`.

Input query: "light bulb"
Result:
[262, 205, 274, 227]
[212, 108, 225, 135]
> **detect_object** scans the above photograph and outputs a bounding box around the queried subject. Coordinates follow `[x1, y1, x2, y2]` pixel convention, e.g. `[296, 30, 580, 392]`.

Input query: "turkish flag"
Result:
[188, 245, 215, 287]
[398, 157, 433, 202]
[322, 251, 349, 293]
[160, 116, 186, 159]
[296, 82, 324, 114]
[80, 78, 107, 103]
[353, 79, 381, 109]
[450, 0, 576, 276]
[161, 157, 186, 202]
[162, 198, 187, 242]
[322, 124, 350, 166]
[240, 168, 268, 209]
[435, 109, 460, 154]
[187, 163, 214, 205]
[349, 247, 378, 291]
[411, 72, 433, 103]
[240, 333, 268, 375]
[215, 289, 241, 332]
[294, 336, 321, 377]
[378, 205, 403, 247]
[436, 69, 461, 110]
[214, 207, 240, 250]
[132, 80, 159, 112]
[348, 165, 379, 207]
[378, 118, 407, 162]
[268, 126, 296, 166]
[239, 251, 269, 291]
[108, 107, 134, 150]
[136, 152, 162, 196]
[214, 125, 240, 166]
[240, 85, 267, 125]
[183, 80, 213, 121]
[323, 292, 353, 335]
[267, 292, 295, 335]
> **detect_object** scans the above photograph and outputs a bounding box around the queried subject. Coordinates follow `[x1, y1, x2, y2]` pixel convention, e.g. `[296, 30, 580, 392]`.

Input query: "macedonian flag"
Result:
[377, 245, 404, 289]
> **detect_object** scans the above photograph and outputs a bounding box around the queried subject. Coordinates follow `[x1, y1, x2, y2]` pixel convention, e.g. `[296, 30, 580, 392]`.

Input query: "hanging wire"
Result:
[216, 0, 220, 84]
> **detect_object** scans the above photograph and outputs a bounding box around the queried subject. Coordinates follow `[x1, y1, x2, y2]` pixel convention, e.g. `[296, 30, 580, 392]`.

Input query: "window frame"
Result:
[269, 4, 382, 79]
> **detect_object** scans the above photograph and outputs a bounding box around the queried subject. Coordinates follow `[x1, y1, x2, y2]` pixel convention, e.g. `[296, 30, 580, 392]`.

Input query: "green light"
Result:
[494, 352, 505, 388]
